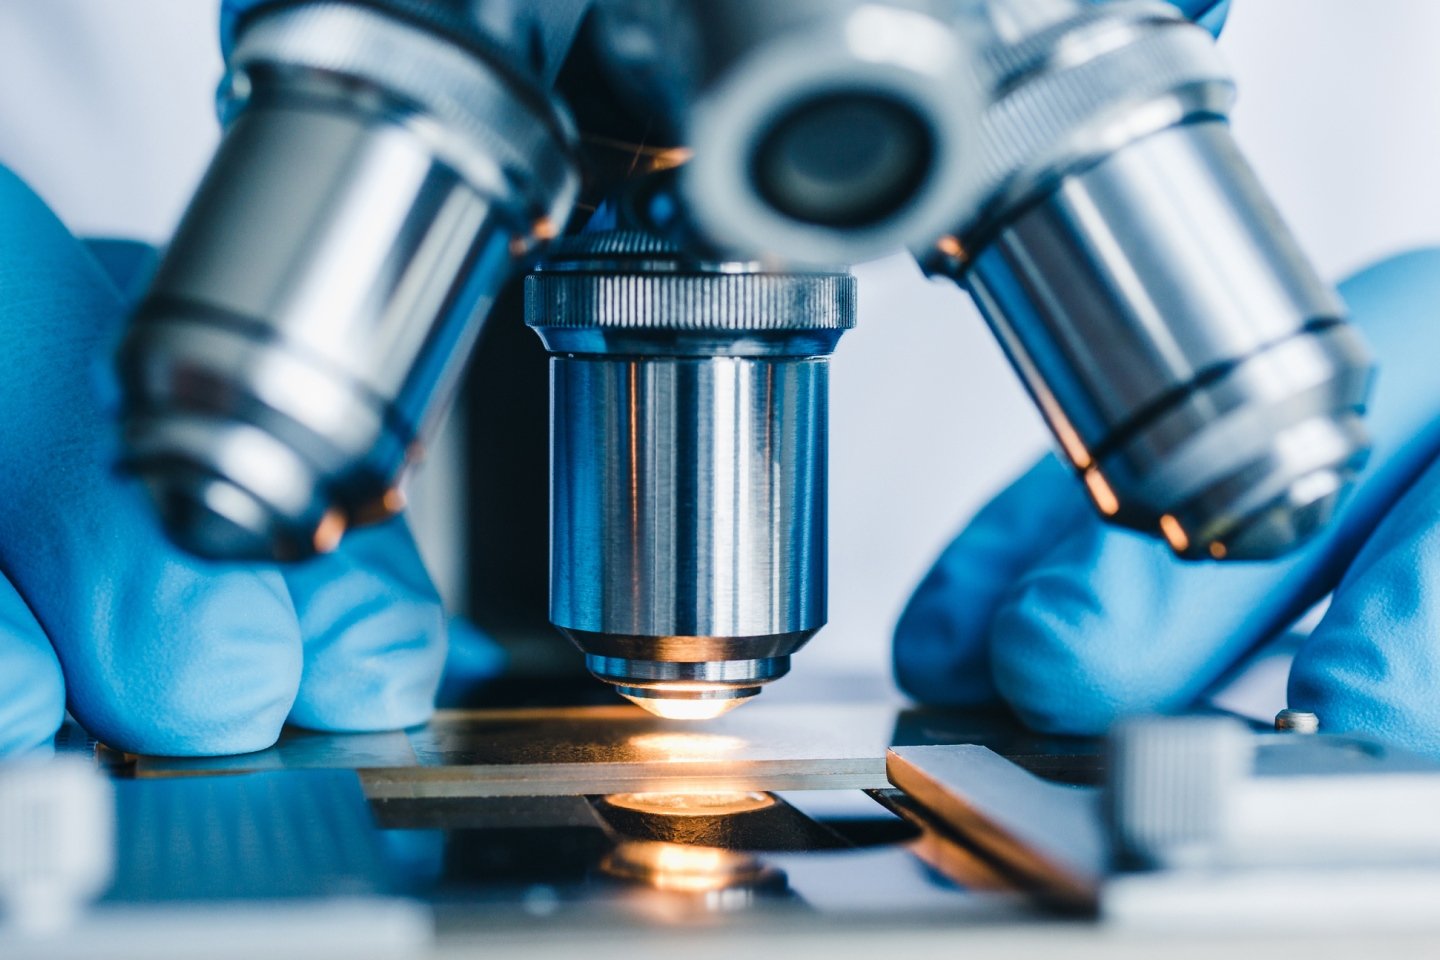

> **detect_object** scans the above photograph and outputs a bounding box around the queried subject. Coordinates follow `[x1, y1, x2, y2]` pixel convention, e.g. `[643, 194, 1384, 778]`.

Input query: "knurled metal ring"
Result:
[935, 1, 1234, 248]
[526, 231, 856, 333]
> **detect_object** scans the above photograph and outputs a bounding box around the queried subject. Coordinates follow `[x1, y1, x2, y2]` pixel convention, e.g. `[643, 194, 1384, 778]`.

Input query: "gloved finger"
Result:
[893, 455, 1092, 706]
[437, 616, 508, 708]
[83, 239, 159, 307]
[220, 0, 269, 54]
[81, 239, 159, 419]
[1290, 449, 1440, 755]
[282, 518, 447, 732]
[0, 574, 66, 756]
[985, 249, 1440, 735]
[895, 249, 1440, 729]
[1166, 0, 1230, 35]
[0, 165, 304, 756]
[988, 514, 1315, 733]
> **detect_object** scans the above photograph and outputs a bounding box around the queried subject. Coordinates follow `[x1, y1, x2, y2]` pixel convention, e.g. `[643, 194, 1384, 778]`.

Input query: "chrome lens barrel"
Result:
[966, 122, 1371, 558]
[526, 232, 855, 716]
[554, 357, 826, 711]
[596, 0, 983, 264]
[119, 2, 579, 561]
[925, 1, 1373, 559]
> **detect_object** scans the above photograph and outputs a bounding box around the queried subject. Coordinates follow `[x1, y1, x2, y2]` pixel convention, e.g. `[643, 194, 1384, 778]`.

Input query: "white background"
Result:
[1, 1, 1438, 685]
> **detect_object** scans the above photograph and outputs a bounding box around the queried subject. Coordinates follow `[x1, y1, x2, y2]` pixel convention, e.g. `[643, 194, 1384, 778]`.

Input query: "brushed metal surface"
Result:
[120, 3, 578, 560]
[966, 122, 1371, 557]
[920, 1, 1373, 561]
[550, 356, 827, 642]
[526, 232, 855, 706]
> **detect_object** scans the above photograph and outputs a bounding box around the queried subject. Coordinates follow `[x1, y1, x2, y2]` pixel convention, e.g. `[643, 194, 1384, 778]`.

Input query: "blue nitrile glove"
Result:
[1161, 0, 1230, 35]
[895, 249, 1440, 755]
[0, 165, 502, 757]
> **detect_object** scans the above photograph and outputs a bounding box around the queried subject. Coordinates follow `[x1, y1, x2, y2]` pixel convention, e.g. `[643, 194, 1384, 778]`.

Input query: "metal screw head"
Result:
[1275, 708, 1320, 733]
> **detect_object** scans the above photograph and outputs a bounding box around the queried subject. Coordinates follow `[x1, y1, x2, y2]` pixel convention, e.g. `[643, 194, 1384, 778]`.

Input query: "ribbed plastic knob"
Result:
[1106, 716, 1253, 869]
[0, 758, 115, 935]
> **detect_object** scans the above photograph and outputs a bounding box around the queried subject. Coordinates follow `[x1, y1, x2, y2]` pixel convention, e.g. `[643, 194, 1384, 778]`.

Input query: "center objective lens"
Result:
[526, 231, 855, 716]
[751, 93, 936, 228]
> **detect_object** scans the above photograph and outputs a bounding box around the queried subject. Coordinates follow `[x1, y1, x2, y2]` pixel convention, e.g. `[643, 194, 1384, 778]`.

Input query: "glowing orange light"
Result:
[627, 732, 747, 758]
[312, 509, 347, 554]
[651, 146, 694, 171]
[382, 487, 407, 514]
[936, 234, 966, 261]
[1209, 541, 1228, 560]
[1083, 468, 1120, 517]
[651, 844, 730, 877]
[623, 695, 744, 721]
[604, 792, 774, 817]
[1053, 421, 1092, 470]
[350, 487, 409, 527]
[1159, 514, 1190, 553]
[603, 841, 761, 893]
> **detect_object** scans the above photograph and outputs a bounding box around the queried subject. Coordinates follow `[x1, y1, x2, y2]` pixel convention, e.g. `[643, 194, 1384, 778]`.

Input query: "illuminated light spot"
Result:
[1083, 468, 1120, 516]
[1050, 417, 1092, 470]
[312, 509, 347, 554]
[350, 487, 408, 527]
[604, 792, 774, 817]
[649, 844, 734, 882]
[382, 487, 407, 514]
[627, 732, 748, 758]
[651, 146, 694, 171]
[532, 216, 559, 241]
[935, 234, 965, 261]
[622, 695, 745, 721]
[1159, 514, 1190, 553]
[602, 841, 764, 893]
[1209, 541, 1228, 560]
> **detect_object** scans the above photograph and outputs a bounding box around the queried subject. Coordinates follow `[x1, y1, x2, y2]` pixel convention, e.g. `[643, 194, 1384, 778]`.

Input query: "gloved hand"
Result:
[1169, 0, 1231, 35]
[0, 165, 501, 758]
[895, 249, 1440, 755]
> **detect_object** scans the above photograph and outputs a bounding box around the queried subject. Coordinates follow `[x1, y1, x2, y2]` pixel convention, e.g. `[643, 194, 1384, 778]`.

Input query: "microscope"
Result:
[116, 0, 1373, 717]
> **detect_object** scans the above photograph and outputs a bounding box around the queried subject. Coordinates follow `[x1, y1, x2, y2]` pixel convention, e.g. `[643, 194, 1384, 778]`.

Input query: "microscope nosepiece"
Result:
[597, 0, 984, 264]
[526, 232, 855, 714]
[118, 1, 578, 561]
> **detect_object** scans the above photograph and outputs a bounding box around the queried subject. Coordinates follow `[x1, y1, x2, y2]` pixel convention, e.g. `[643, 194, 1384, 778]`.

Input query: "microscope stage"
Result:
[19, 703, 1440, 958]
[57, 703, 1071, 957]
